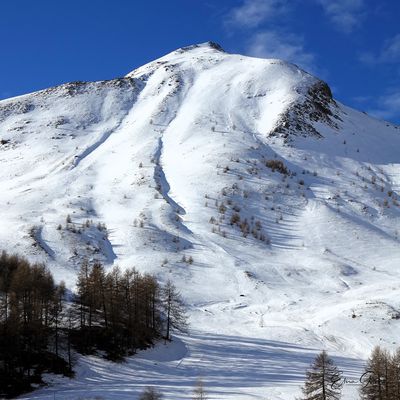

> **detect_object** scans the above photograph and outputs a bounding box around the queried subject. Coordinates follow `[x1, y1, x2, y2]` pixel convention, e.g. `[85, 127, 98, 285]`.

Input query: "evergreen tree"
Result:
[300, 351, 343, 400]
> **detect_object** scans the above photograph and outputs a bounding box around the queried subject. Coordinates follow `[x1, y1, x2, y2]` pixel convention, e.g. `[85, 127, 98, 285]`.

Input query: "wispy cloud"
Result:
[247, 31, 315, 71]
[367, 90, 400, 122]
[316, 0, 366, 33]
[224, 0, 317, 73]
[359, 34, 400, 65]
[225, 0, 291, 29]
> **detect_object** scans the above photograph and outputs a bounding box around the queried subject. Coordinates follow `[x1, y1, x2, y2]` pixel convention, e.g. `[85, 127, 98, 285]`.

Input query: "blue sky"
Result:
[1, 0, 399, 124]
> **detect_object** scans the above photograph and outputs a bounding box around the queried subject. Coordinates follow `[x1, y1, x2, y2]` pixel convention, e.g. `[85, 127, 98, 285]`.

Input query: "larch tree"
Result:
[193, 379, 207, 400]
[390, 348, 400, 400]
[139, 387, 163, 400]
[360, 346, 391, 400]
[161, 279, 188, 341]
[300, 350, 343, 400]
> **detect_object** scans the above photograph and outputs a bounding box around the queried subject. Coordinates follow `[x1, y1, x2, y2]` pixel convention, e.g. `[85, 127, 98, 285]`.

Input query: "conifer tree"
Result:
[52, 281, 66, 357]
[360, 346, 391, 400]
[162, 280, 188, 341]
[300, 350, 343, 400]
[139, 387, 163, 400]
[193, 379, 207, 400]
[390, 348, 400, 400]
[0, 251, 69, 397]
[76, 259, 90, 329]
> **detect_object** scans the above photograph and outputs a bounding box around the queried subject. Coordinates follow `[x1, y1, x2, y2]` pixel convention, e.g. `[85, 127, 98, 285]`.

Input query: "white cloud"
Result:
[382, 34, 400, 61]
[224, 0, 317, 73]
[367, 90, 400, 122]
[358, 52, 375, 65]
[246, 31, 315, 72]
[360, 34, 400, 65]
[226, 0, 290, 29]
[317, 0, 365, 33]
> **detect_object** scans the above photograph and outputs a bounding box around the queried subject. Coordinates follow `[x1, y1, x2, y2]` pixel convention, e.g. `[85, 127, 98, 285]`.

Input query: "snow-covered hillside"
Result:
[2, 42, 400, 399]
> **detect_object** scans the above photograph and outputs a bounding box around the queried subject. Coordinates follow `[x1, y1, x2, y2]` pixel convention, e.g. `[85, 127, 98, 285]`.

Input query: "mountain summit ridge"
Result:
[124, 41, 344, 140]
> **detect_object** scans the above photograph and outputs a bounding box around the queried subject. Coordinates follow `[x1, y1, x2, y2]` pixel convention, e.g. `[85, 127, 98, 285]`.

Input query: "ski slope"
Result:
[20, 334, 363, 400]
[1, 42, 400, 399]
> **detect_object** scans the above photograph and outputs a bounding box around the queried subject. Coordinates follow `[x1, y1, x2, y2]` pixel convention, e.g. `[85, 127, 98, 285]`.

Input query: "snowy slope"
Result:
[2, 42, 400, 399]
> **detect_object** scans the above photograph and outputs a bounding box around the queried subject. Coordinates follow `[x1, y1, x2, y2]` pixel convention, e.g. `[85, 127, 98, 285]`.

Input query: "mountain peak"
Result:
[125, 41, 228, 78]
[178, 41, 225, 53]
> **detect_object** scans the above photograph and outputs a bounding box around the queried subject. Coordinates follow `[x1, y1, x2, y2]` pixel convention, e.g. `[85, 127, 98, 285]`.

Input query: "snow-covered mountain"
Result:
[3, 42, 400, 399]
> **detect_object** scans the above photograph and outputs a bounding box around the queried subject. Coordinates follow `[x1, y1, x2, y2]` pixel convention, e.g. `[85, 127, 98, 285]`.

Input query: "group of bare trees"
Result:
[0, 251, 187, 397]
[0, 251, 70, 397]
[300, 346, 400, 400]
[73, 261, 187, 359]
[360, 346, 400, 400]
[139, 379, 207, 400]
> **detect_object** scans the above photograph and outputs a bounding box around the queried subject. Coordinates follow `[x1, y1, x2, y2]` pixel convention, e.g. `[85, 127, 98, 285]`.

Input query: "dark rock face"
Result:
[307, 81, 334, 120]
[179, 41, 225, 53]
[271, 80, 340, 141]
[207, 41, 225, 52]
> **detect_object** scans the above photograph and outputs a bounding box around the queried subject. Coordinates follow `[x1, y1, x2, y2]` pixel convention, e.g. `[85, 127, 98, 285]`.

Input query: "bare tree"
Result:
[52, 281, 66, 357]
[360, 346, 391, 400]
[300, 351, 343, 400]
[139, 387, 163, 400]
[390, 348, 400, 400]
[161, 280, 188, 341]
[193, 379, 207, 400]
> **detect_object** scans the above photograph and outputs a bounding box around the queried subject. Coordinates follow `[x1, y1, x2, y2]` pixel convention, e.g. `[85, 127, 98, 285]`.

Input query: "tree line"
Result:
[0, 251, 69, 397]
[299, 346, 400, 400]
[73, 260, 187, 359]
[0, 251, 187, 398]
